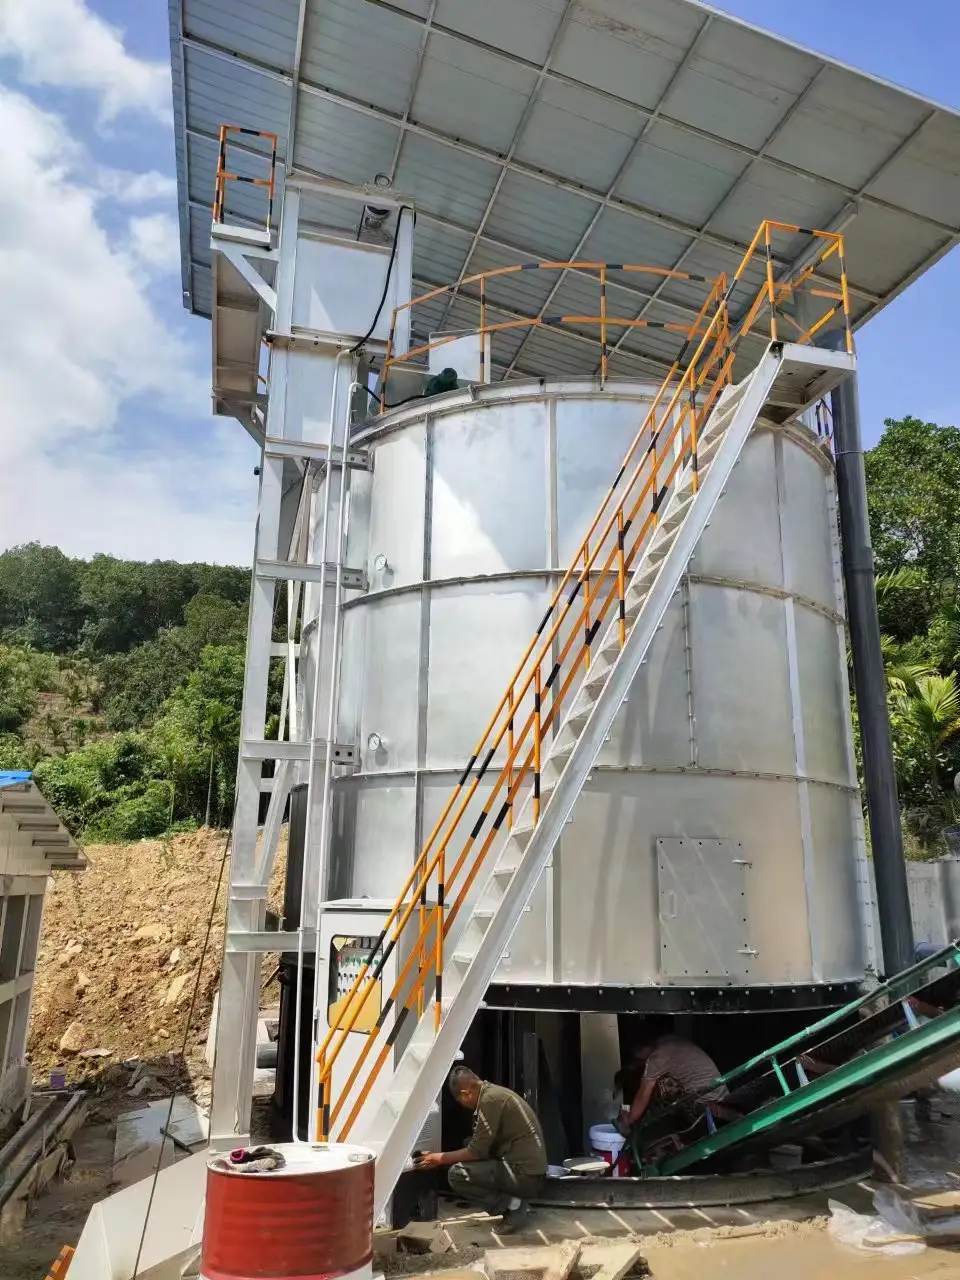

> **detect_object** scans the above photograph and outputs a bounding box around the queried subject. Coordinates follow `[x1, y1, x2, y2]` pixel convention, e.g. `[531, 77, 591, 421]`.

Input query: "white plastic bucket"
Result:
[589, 1123, 629, 1177]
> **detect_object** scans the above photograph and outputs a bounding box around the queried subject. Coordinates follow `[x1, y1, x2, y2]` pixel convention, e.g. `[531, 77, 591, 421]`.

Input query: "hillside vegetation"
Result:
[0, 548, 283, 841]
[1, 415, 960, 853]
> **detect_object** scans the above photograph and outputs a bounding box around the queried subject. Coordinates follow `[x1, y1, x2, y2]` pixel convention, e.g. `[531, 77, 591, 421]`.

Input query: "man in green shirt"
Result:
[414, 1065, 547, 1230]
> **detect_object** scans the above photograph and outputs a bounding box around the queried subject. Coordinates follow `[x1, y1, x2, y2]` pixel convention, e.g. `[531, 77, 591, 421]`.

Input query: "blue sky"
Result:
[0, 2, 957, 564]
[715, 0, 960, 444]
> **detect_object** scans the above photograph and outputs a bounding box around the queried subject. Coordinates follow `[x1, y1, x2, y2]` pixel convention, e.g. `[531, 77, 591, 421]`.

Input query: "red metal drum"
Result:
[200, 1143, 375, 1280]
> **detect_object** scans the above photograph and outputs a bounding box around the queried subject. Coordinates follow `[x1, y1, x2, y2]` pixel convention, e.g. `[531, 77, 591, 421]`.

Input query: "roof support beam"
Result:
[177, 14, 958, 243]
[294, 78, 881, 305]
[388, 0, 438, 183]
[432, 0, 578, 333]
[504, 11, 714, 378]
[284, 0, 310, 173]
[347, 0, 960, 238]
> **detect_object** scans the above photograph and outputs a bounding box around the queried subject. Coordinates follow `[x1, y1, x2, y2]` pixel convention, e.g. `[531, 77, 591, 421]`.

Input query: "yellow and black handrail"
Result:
[314, 221, 854, 1142]
[379, 221, 852, 407]
[212, 124, 278, 235]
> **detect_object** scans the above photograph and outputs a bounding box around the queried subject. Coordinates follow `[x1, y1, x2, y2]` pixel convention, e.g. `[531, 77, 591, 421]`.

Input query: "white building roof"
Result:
[0, 775, 86, 873]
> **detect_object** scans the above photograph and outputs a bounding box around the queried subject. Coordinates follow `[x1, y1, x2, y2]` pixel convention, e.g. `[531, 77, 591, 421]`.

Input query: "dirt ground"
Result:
[28, 827, 285, 1090]
[2, 828, 286, 1277]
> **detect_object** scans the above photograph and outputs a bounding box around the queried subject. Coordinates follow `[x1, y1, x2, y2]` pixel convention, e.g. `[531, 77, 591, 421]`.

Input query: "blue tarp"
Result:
[0, 771, 31, 789]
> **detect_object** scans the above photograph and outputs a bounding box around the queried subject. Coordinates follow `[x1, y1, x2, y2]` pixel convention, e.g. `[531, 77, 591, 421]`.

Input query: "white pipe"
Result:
[307, 377, 360, 1142]
[292, 348, 352, 1144]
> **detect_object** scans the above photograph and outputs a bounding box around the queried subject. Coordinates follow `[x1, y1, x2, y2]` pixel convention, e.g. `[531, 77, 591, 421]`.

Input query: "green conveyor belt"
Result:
[633, 941, 960, 1177]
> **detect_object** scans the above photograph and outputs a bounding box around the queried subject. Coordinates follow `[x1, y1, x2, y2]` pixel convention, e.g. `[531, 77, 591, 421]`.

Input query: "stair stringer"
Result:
[367, 344, 787, 1217]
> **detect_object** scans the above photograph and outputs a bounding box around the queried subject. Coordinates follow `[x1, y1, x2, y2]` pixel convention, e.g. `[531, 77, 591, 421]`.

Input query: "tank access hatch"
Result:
[633, 940, 960, 1176]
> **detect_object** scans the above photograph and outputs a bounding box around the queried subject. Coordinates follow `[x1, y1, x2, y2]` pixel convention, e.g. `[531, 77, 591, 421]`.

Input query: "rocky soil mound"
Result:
[28, 828, 285, 1091]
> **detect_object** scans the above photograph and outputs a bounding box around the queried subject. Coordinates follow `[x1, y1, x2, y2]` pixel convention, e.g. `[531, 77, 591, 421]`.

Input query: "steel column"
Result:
[829, 363, 914, 977]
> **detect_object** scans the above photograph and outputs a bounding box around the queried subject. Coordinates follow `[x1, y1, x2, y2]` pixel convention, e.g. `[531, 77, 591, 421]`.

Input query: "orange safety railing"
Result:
[212, 124, 279, 235]
[315, 221, 854, 1142]
[378, 221, 853, 409]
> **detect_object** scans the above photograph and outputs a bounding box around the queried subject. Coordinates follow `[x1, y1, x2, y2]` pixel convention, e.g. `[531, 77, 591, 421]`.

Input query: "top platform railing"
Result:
[380, 221, 853, 407]
[212, 124, 279, 236]
[312, 221, 855, 1146]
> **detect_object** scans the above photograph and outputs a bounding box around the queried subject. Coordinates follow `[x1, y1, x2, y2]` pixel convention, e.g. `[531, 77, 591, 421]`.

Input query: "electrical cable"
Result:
[131, 825, 233, 1279]
[348, 206, 412, 354]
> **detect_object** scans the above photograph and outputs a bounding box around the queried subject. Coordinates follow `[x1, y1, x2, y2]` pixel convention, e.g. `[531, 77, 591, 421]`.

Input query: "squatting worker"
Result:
[618, 1023, 731, 1132]
[413, 1065, 547, 1230]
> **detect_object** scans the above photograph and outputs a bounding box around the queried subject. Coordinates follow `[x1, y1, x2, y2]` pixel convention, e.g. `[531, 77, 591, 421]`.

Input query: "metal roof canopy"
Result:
[169, 0, 960, 382]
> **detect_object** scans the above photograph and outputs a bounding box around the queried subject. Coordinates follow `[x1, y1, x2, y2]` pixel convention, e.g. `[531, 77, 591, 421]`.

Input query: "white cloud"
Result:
[0, 0, 171, 123]
[127, 212, 182, 273]
[97, 168, 179, 204]
[0, 86, 256, 562]
[3, 428, 258, 564]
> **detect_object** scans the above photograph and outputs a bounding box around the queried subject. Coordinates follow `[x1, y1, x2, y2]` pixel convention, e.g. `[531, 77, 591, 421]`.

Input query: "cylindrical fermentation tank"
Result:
[325, 379, 873, 1002]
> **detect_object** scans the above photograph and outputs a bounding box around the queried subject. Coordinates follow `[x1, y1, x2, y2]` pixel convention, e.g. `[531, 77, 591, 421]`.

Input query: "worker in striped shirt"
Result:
[619, 1023, 730, 1132]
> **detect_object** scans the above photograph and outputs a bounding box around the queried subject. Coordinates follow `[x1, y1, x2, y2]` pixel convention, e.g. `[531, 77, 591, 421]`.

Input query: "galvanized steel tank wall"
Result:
[330, 380, 872, 989]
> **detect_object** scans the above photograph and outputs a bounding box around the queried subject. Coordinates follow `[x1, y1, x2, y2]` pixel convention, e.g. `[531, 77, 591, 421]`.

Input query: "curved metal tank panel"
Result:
[331, 380, 871, 990]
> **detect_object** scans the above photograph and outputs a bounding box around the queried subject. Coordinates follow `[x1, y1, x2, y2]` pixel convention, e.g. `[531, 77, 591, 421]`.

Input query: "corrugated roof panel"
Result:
[615, 121, 746, 228]
[485, 172, 596, 261]
[412, 33, 538, 154]
[412, 221, 474, 286]
[513, 325, 601, 378]
[389, 0, 432, 14]
[668, 19, 818, 151]
[841, 203, 949, 296]
[552, 0, 700, 111]
[865, 114, 960, 231]
[183, 0, 300, 72]
[192, 263, 214, 318]
[461, 243, 565, 315]
[514, 81, 644, 192]
[189, 204, 214, 268]
[435, 0, 567, 67]
[300, 0, 424, 118]
[581, 208, 693, 274]
[173, 0, 960, 384]
[709, 163, 847, 252]
[299, 192, 368, 236]
[395, 134, 501, 226]
[294, 90, 399, 183]
[184, 45, 290, 154]
[767, 66, 932, 190]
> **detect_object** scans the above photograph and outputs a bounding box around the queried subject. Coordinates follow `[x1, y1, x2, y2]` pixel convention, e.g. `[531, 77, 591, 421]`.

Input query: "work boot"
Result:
[499, 1201, 531, 1234]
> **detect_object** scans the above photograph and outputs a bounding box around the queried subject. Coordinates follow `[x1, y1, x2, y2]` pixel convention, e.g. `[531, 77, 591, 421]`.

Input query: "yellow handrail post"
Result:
[479, 276, 487, 384]
[507, 684, 515, 830]
[838, 235, 854, 354]
[583, 544, 591, 668]
[763, 222, 778, 343]
[600, 265, 608, 387]
[616, 510, 626, 648]
[434, 845, 445, 1032]
[533, 664, 543, 824]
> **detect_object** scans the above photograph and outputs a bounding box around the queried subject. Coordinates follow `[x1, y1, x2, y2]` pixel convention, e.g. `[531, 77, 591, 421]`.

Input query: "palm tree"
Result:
[892, 673, 960, 801]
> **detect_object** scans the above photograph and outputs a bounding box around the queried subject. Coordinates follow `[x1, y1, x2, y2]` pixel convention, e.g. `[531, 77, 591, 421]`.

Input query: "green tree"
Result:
[0, 544, 85, 651]
[865, 417, 960, 600]
[892, 673, 960, 803]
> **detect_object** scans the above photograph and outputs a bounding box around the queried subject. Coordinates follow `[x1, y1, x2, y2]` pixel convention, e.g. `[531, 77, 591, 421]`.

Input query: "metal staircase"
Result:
[310, 221, 858, 1219]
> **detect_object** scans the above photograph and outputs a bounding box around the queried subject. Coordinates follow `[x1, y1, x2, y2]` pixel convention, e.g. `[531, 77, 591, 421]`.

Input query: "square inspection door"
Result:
[656, 838, 755, 980]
